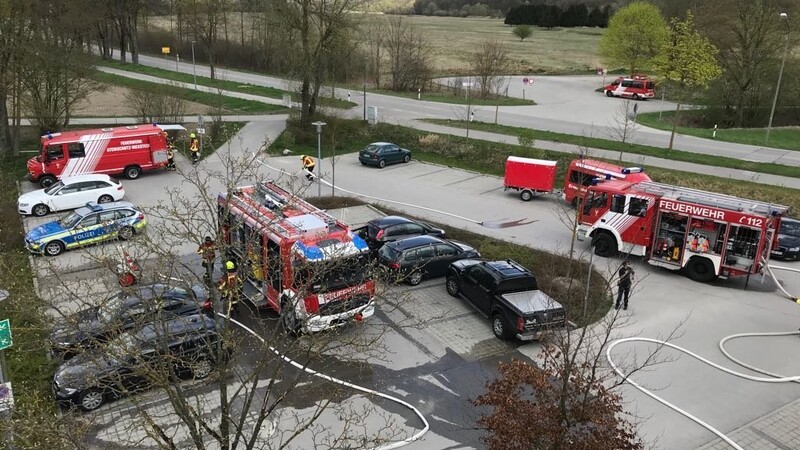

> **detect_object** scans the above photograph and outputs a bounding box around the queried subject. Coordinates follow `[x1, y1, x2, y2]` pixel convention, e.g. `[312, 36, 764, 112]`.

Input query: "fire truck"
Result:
[218, 182, 375, 333]
[577, 180, 788, 282]
[603, 75, 656, 100]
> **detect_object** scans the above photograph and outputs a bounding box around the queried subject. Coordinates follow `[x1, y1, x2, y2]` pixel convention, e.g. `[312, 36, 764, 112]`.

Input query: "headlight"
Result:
[790, 247, 800, 252]
[58, 387, 77, 395]
[18, 203, 28, 207]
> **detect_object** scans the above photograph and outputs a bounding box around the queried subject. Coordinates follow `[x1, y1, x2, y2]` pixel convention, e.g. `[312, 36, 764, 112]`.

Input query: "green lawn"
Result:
[91, 71, 287, 115]
[421, 118, 800, 180]
[98, 59, 357, 109]
[636, 111, 800, 152]
[366, 87, 535, 106]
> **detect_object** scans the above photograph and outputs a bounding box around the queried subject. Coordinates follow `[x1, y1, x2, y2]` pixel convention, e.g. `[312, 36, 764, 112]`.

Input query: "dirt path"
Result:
[72, 83, 211, 117]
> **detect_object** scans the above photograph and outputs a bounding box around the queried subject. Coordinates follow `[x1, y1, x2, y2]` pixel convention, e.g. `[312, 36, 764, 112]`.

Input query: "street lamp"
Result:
[191, 41, 198, 90]
[312, 121, 326, 197]
[765, 12, 790, 145]
[363, 78, 367, 121]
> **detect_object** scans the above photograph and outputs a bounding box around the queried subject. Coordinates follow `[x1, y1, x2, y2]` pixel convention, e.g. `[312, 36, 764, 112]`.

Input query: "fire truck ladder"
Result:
[632, 182, 788, 216]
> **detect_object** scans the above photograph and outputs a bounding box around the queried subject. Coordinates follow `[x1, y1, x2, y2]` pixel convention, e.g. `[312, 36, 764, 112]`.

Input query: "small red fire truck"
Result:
[577, 180, 788, 282]
[603, 75, 656, 100]
[218, 182, 375, 333]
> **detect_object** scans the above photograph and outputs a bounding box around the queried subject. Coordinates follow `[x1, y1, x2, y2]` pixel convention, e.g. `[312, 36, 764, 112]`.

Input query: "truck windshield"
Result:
[294, 254, 370, 294]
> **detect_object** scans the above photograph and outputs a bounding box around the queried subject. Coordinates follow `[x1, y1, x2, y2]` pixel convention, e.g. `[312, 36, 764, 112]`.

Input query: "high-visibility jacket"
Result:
[219, 271, 239, 297]
[197, 242, 216, 262]
[301, 155, 315, 169]
[189, 138, 199, 152]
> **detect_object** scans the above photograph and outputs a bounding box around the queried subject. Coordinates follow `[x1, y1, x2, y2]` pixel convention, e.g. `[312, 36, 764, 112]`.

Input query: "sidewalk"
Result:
[697, 396, 800, 450]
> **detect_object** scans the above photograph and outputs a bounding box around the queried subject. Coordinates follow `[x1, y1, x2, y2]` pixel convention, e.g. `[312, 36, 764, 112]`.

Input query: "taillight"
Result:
[375, 229, 384, 240]
[517, 317, 524, 332]
[117, 185, 123, 190]
[137, 213, 145, 220]
[203, 300, 212, 310]
[389, 262, 400, 270]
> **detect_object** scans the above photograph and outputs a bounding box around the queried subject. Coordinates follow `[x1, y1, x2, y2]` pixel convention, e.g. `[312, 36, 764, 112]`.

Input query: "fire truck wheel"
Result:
[124, 165, 141, 180]
[39, 175, 57, 188]
[520, 190, 534, 202]
[685, 257, 716, 282]
[592, 232, 617, 257]
[605, 90, 613, 97]
[632, 93, 640, 100]
[281, 298, 300, 336]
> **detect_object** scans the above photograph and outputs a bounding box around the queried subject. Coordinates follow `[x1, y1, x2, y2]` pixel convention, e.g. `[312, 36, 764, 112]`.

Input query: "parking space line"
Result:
[409, 167, 449, 179]
[443, 174, 483, 186]
[478, 186, 505, 195]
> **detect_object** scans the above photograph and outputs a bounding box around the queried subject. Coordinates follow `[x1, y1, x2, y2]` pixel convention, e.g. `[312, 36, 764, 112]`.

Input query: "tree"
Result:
[182, 0, 231, 80]
[512, 24, 532, 42]
[598, 2, 668, 75]
[0, 0, 31, 156]
[384, 16, 433, 92]
[471, 40, 510, 99]
[655, 12, 722, 149]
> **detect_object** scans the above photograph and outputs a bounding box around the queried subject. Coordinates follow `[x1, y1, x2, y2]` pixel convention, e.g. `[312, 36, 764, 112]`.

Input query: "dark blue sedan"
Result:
[358, 142, 412, 168]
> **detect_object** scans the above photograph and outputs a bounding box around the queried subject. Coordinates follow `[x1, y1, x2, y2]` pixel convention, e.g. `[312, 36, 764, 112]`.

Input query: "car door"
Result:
[461, 266, 493, 316]
[76, 181, 103, 206]
[459, 265, 484, 305]
[95, 210, 119, 242]
[70, 212, 102, 245]
[432, 243, 460, 277]
[414, 245, 436, 278]
[389, 145, 403, 163]
[400, 223, 424, 240]
[383, 224, 407, 243]
[53, 181, 83, 211]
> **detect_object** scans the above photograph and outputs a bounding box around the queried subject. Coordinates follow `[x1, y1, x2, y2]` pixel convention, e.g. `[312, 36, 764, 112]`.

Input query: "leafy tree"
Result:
[655, 12, 722, 149]
[512, 24, 532, 42]
[598, 2, 668, 75]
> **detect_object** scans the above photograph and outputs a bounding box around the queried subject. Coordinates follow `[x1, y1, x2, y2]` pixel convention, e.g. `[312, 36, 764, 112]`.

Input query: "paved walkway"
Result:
[697, 397, 800, 450]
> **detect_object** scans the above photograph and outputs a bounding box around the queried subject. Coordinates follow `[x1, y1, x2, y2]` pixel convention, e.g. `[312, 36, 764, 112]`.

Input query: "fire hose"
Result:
[763, 258, 800, 302]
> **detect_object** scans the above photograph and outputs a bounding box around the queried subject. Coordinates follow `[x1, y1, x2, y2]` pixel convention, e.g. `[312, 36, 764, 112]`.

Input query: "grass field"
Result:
[636, 111, 800, 152]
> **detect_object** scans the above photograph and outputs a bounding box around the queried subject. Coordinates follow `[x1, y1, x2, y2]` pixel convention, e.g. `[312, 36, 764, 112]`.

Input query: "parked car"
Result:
[24, 201, 146, 256]
[353, 216, 445, 251]
[358, 142, 412, 168]
[18, 174, 125, 217]
[377, 235, 480, 285]
[53, 314, 225, 412]
[50, 283, 212, 360]
[772, 217, 800, 260]
[445, 259, 566, 341]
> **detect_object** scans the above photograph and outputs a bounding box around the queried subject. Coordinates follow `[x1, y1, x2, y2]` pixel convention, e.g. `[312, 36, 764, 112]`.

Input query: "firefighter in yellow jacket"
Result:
[218, 260, 240, 314]
[189, 133, 200, 164]
[301, 155, 316, 180]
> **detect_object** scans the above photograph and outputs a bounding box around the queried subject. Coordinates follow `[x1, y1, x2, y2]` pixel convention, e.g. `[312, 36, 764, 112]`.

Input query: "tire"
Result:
[378, 159, 386, 168]
[492, 313, 511, 340]
[592, 232, 618, 257]
[39, 175, 57, 188]
[520, 190, 534, 202]
[78, 389, 105, 412]
[407, 270, 423, 286]
[632, 94, 640, 100]
[281, 298, 300, 336]
[605, 90, 613, 97]
[570, 197, 579, 208]
[124, 165, 141, 180]
[44, 241, 64, 256]
[685, 257, 716, 282]
[403, 154, 411, 163]
[360, 161, 367, 165]
[191, 357, 213, 379]
[32, 203, 50, 217]
[118, 226, 134, 240]
[445, 276, 460, 297]
[97, 194, 114, 204]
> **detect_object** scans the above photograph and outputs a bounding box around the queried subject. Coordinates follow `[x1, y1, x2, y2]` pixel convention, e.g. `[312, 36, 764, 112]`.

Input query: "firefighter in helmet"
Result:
[196, 236, 216, 282]
[218, 260, 240, 315]
[189, 132, 200, 164]
[300, 155, 316, 180]
[164, 131, 176, 171]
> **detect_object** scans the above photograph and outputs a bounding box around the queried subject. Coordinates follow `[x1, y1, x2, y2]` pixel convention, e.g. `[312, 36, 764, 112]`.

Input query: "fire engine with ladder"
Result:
[218, 182, 375, 333]
[577, 179, 788, 282]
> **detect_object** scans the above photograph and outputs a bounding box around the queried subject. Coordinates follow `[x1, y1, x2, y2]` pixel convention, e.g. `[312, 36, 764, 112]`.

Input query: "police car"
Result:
[25, 202, 147, 256]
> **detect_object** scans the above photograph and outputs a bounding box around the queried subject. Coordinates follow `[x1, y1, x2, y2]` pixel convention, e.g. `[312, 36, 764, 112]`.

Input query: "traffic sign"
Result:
[161, 47, 171, 55]
[197, 115, 205, 126]
[0, 320, 12, 351]
[0, 290, 7, 302]
[0, 383, 14, 413]
[196, 128, 206, 135]
[522, 77, 534, 86]
[522, 77, 529, 84]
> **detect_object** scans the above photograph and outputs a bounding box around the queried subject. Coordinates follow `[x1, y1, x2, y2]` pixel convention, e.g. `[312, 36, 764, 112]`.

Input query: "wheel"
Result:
[407, 270, 423, 286]
[378, 159, 386, 168]
[39, 175, 57, 188]
[445, 276, 460, 297]
[97, 194, 114, 204]
[281, 298, 300, 336]
[44, 241, 64, 256]
[605, 90, 613, 97]
[685, 257, 716, 282]
[360, 161, 367, 165]
[78, 389, 105, 412]
[492, 314, 512, 340]
[118, 226, 134, 240]
[191, 357, 213, 379]
[632, 93, 640, 100]
[124, 165, 141, 179]
[32, 203, 50, 217]
[592, 232, 618, 257]
[403, 154, 411, 163]
[520, 190, 534, 202]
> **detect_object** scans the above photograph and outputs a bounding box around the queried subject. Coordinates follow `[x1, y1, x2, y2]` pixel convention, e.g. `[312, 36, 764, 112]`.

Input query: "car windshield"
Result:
[363, 145, 381, 153]
[97, 292, 127, 324]
[44, 181, 64, 195]
[293, 254, 370, 294]
[58, 211, 83, 228]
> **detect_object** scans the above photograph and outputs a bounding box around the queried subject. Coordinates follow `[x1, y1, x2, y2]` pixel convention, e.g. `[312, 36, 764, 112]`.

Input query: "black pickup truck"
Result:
[445, 259, 566, 341]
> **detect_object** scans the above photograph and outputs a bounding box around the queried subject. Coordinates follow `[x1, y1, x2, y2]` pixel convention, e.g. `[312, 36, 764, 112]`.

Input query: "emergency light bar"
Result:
[622, 167, 644, 174]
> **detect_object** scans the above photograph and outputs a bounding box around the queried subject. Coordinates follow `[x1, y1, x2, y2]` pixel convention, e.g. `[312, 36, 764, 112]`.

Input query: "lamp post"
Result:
[312, 121, 326, 197]
[191, 41, 198, 90]
[766, 12, 790, 145]
[363, 79, 367, 121]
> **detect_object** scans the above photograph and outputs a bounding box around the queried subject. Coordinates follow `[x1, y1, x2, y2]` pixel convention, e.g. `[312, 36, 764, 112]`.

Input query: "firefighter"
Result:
[165, 142, 176, 171]
[189, 132, 200, 164]
[197, 236, 216, 282]
[300, 154, 316, 180]
[218, 260, 241, 315]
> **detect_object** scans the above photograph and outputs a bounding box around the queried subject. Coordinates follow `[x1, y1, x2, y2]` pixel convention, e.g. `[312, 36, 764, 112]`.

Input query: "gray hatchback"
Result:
[358, 142, 412, 168]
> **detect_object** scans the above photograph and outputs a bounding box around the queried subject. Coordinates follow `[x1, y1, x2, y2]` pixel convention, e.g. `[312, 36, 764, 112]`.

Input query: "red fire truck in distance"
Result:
[218, 182, 375, 333]
[577, 180, 788, 282]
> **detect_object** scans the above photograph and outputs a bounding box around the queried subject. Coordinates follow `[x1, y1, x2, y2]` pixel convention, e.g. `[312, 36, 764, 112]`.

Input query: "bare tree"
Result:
[384, 16, 433, 92]
[607, 99, 638, 148]
[126, 82, 189, 124]
[182, 0, 231, 79]
[0, 0, 32, 155]
[472, 40, 510, 100]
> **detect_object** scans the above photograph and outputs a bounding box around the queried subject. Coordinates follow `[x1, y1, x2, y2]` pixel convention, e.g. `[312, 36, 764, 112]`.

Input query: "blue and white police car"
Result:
[25, 202, 147, 256]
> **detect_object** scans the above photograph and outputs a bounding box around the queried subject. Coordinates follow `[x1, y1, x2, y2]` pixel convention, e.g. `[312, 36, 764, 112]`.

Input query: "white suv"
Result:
[18, 174, 125, 216]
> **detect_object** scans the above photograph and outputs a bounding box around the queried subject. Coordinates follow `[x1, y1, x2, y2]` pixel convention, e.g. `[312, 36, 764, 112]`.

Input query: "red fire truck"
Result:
[576, 180, 788, 282]
[562, 159, 651, 206]
[218, 182, 375, 333]
[603, 75, 656, 100]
